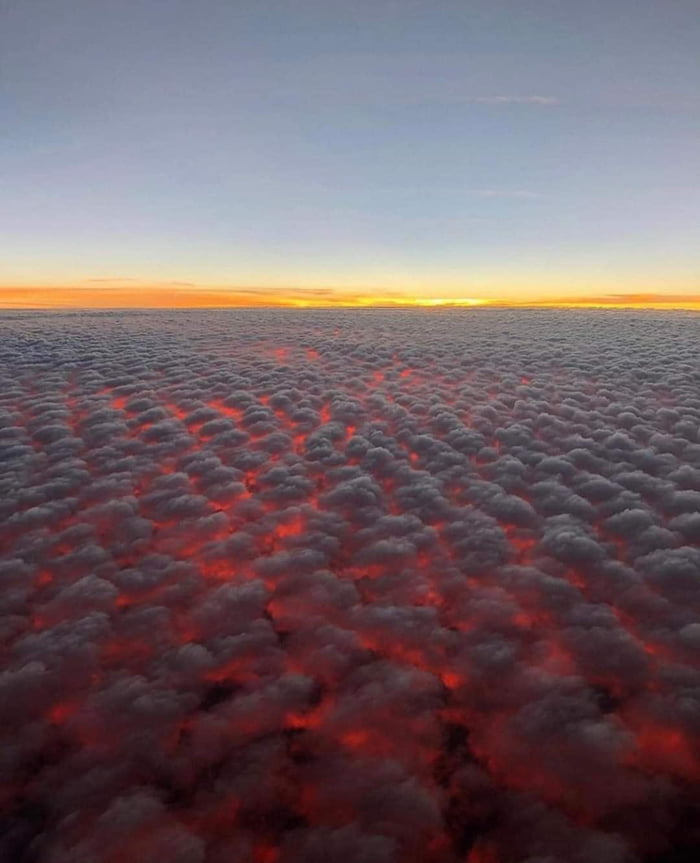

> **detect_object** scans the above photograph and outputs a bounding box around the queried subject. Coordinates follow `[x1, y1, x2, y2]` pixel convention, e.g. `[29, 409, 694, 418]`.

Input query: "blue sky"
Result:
[2, 0, 698, 302]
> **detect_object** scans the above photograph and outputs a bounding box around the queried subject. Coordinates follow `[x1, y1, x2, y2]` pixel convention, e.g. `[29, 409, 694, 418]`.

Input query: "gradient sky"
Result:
[2, 0, 699, 305]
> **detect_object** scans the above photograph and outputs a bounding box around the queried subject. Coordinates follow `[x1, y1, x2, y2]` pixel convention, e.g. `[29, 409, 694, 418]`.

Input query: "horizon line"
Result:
[3, 301, 700, 312]
[2, 285, 700, 311]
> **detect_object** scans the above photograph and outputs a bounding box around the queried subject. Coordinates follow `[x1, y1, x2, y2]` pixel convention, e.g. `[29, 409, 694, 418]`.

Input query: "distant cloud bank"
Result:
[1, 284, 700, 311]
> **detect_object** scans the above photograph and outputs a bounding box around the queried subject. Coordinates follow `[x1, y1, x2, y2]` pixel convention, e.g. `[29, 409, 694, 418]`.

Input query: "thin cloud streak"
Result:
[472, 96, 560, 105]
[469, 190, 544, 199]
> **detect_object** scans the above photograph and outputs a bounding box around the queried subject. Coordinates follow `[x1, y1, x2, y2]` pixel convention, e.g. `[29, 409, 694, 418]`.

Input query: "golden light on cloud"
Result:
[499, 294, 700, 311]
[1, 283, 700, 311]
[395, 297, 490, 307]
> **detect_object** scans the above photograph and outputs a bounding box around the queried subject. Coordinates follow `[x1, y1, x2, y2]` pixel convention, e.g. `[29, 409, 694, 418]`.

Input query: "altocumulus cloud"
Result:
[0, 308, 699, 863]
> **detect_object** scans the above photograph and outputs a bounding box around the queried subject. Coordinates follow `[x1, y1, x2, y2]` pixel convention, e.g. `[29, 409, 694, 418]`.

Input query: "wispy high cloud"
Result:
[469, 189, 544, 199]
[472, 95, 560, 105]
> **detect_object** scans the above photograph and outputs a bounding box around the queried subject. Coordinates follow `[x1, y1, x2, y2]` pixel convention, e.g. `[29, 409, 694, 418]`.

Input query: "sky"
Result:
[1, 0, 699, 307]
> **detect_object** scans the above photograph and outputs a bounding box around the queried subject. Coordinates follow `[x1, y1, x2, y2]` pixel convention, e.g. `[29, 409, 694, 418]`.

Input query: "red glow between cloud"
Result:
[1, 311, 699, 863]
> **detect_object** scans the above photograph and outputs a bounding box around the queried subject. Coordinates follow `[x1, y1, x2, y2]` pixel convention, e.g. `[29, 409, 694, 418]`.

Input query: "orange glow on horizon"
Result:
[1, 284, 700, 311]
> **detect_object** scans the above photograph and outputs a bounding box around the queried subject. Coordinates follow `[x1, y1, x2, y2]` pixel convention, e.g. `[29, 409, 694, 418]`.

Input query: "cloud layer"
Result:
[1, 308, 699, 863]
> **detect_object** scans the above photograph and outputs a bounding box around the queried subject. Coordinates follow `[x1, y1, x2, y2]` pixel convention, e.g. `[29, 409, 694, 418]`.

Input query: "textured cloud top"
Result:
[1, 309, 699, 863]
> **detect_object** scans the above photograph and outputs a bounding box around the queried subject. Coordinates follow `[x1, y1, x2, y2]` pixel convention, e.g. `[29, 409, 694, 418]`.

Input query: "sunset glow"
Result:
[2, 284, 699, 311]
[3, 0, 698, 312]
